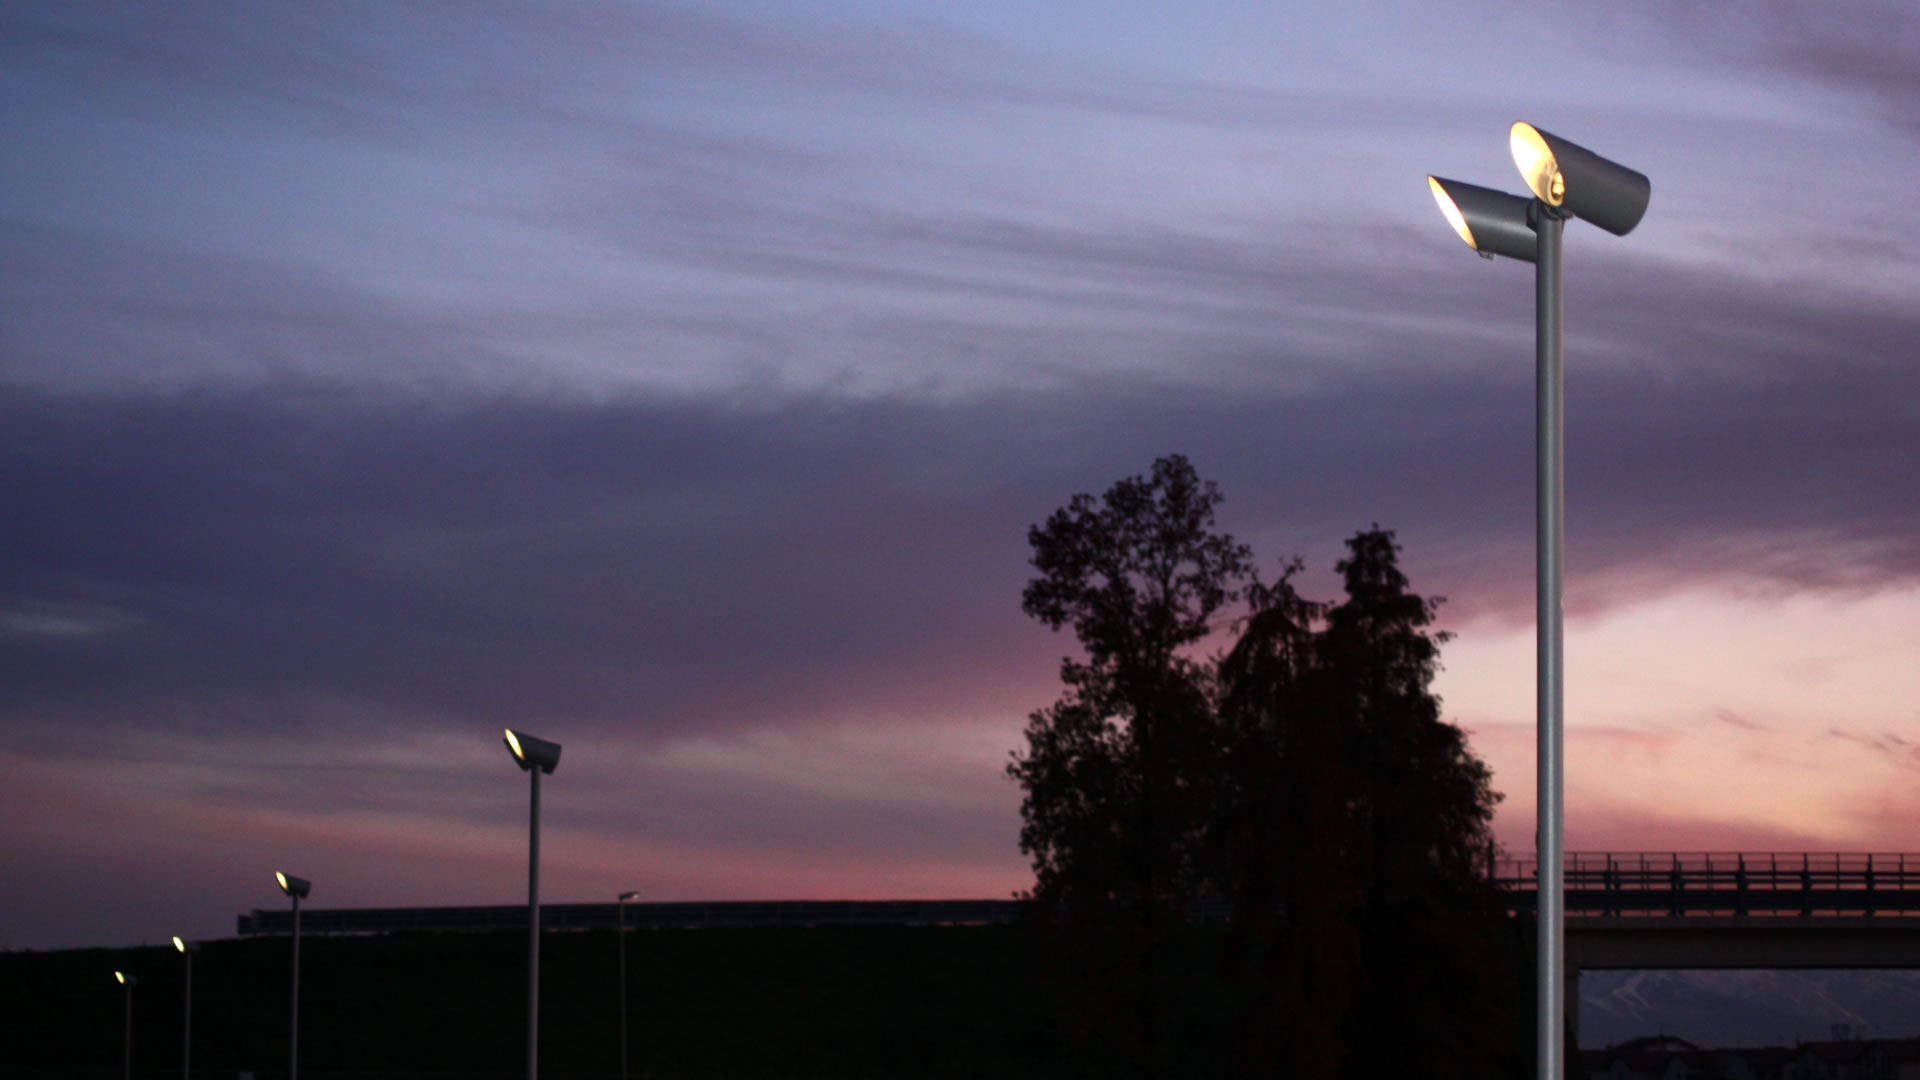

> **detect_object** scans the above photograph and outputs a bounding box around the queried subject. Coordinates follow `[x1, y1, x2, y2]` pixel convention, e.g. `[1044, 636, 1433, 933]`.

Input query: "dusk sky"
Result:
[4, 2, 1918, 952]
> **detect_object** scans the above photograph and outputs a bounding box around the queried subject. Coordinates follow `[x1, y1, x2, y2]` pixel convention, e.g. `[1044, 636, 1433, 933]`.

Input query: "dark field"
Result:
[2, 921, 1248, 1079]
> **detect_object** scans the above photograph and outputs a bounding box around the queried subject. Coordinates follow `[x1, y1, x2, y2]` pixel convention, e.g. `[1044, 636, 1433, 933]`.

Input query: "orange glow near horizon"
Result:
[1443, 581, 1920, 855]
[5, 577, 1918, 950]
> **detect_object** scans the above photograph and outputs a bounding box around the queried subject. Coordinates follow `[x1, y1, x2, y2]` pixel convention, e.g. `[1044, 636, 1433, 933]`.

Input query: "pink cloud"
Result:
[1498, 802, 1832, 857]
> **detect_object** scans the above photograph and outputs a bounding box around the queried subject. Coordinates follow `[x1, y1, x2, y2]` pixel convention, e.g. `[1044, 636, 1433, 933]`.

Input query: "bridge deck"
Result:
[1566, 915, 1920, 969]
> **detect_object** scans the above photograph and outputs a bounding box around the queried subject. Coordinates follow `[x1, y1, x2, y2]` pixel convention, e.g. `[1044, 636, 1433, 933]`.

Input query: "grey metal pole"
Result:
[291, 894, 301, 1080]
[1534, 203, 1566, 1080]
[528, 765, 542, 1080]
[182, 950, 192, 1080]
[124, 978, 134, 1080]
[619, 896, 629, 1080]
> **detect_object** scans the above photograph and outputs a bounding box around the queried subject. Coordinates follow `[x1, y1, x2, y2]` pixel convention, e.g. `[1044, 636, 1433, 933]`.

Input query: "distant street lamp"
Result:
[1428, 122, 1649, 1080]
[276, 871, 312, 1080]
[172, 937, 199, 1080]
[504, 728, 562, 1080]
[618, 889, 642, 1080]
[114, 971, 137, 1080]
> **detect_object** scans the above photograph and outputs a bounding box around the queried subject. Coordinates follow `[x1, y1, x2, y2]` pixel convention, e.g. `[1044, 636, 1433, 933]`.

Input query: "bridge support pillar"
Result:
[1565, 968, 1580, 1054]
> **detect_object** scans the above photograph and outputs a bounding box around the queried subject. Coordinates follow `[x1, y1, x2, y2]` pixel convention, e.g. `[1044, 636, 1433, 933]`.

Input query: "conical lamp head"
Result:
[1511, 123, 1650, 236]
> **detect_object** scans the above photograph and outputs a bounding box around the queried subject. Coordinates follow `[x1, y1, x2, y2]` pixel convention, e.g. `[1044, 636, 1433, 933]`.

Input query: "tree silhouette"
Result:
[1009, 455, 1252, 1076]
[1012, 456, 1513, 1078]
[1214, 563, 1353, 1078]
[1216, 528, 1509, 1079]
[1010, 454, 1252, 922]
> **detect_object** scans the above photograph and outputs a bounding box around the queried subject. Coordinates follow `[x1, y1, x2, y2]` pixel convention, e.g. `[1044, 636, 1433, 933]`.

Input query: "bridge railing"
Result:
[1491, 852, 1920, 917]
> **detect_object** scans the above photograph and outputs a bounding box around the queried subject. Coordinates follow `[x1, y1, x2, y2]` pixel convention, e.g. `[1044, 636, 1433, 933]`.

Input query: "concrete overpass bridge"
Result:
[1498, 852, 1920, 1044]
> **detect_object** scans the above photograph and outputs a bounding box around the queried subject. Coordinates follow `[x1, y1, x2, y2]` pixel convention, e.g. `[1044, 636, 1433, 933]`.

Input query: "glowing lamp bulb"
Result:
[1510, 122, 1564, 206]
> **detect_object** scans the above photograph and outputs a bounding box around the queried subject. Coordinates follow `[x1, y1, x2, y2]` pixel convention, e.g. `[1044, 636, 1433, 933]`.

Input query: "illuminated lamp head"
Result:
[1510, 122, 1650, 236]
[503, 728, 562, 774]
[1427, 176, 1538, 262]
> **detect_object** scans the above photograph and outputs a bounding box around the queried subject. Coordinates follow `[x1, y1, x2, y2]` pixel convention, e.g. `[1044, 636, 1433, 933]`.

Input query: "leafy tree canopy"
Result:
[1010, 455, 1251, 922]
[1010, 457, 1511, 1079]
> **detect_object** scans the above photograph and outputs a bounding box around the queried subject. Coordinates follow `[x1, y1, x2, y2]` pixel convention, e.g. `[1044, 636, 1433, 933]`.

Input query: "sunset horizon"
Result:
[4, 1, 1918, 955]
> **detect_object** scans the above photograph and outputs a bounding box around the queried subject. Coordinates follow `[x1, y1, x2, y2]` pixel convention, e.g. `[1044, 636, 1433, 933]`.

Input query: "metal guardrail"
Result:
[1492, 852, 1920, 917]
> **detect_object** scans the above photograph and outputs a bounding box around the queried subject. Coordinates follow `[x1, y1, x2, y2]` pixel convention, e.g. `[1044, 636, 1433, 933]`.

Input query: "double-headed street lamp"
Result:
[618, 889, 642, 1080]
[275, 871, 312, 1080]
[504, 728, 562, 1080]
[1428, 123, 1650, 1080]
[114, 971, 137, 1080]
[172, 937, 199, 1080]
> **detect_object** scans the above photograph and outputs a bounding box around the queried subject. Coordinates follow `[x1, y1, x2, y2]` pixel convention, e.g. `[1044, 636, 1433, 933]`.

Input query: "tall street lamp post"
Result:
[618, 889, 641, 1080]
[172, 937, 199, 1080]
[114, 971, 137, 1080]
[275, 872, 312, 1080]
[1428, 122, 1649, 1080]
[504, 728, 563, 1080]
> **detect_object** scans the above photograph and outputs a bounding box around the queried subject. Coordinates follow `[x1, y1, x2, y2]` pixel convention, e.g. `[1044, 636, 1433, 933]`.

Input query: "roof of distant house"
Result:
[1612, 1035, 1701, 1055]
[1799, 1041, 1873, 1063]
[1719, 1046, 1795, 1068]
[1874, 1039, 1920, 1062]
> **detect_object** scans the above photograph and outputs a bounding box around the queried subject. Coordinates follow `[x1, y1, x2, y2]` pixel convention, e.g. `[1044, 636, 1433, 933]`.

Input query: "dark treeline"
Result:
[5, 920, 1322, 1079]
[4, 923, 1093, 1079]
[1010, 456, 1534, 1079]
[3, 917, 1535, 1078]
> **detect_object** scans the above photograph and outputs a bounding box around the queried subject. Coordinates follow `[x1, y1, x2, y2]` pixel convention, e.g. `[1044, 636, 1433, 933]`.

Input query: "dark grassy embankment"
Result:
[2, 920, 1245, 1079]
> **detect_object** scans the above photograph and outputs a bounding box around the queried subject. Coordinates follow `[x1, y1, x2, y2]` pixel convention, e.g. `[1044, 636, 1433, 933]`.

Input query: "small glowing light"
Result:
[173, 936, 187, 953]
[276, 871, 289, 892]
[1429, 176, 1477, 250]
[1510, 123, 1564, 206]
[115, 971, 128, 984]
[504, 728, 525, 761]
